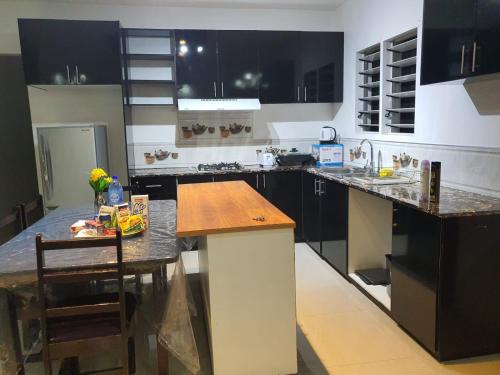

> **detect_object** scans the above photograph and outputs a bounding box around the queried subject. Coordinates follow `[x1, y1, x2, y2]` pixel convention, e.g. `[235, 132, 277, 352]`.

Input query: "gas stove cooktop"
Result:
[197, 162, 243, 171]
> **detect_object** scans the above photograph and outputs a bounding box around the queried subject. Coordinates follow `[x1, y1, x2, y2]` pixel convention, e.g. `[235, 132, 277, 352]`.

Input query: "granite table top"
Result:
[0, 200, 180, 288]
[130, 165, 500, 219]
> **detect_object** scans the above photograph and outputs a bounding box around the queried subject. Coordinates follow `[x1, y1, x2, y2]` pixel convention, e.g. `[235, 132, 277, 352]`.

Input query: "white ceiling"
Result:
[24, 0, 348, 11]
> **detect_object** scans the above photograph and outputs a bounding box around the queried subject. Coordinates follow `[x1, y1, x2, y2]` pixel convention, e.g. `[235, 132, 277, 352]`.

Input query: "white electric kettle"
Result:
[320, 126, 337, 144]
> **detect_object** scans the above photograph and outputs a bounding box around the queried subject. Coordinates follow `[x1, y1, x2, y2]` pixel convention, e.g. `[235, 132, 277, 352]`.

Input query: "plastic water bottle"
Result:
[108, 175, 123, 205]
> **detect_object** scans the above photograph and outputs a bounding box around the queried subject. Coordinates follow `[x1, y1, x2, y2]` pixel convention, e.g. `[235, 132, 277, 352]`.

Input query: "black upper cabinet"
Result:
[217, 31, 259, 98]
[258, 31, 344, 104]
[421, 0, 476, 85]
[258, 31, 301, 104]
[421, 0, 500, 84]
[299, 32, 344, 103]
[175, 29, 344, 103]
[18, 19, 121, 85]
[175, 30, 218, 99]
[474, 0, 500, 76]
[176, 30, 258, 99]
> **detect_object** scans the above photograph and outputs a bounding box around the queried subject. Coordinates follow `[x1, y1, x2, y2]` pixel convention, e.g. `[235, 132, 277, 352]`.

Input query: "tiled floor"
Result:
[25, 243, 500, 374]
[294, 243, 500, 375]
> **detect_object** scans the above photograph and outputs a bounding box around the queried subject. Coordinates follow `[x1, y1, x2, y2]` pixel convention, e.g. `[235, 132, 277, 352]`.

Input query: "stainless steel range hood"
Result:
[178, 98, 261, 111]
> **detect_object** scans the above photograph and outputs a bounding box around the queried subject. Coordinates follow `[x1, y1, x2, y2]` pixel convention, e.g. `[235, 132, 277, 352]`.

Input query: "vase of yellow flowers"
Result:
[89, 168, 112, 214]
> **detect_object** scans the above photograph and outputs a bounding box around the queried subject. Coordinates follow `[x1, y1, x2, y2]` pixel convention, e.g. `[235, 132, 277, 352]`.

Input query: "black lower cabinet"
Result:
[302, 174, 348, 272]
[438, 214, 500, 360]
[263, 170, 303, 241]
[391, 203, 500, 361]
[302, 172, 321, 254]
[131, 176, 177, 200]
[213, 172, 258, 190]
[391, 203, 440, 355]
[320, 179, 348, 276]
[177, 174, 214, 185]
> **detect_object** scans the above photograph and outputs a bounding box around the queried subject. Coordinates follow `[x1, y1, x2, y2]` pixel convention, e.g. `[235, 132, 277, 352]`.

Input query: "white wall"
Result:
[334, 0, 500, 147]
[0, 1, 340, 55]
[333, 0, 500, 196]
[0, 0, 341, 173]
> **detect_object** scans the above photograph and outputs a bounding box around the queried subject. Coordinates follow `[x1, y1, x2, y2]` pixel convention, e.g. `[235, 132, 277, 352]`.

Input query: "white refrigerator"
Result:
[37, 125, 109, 208]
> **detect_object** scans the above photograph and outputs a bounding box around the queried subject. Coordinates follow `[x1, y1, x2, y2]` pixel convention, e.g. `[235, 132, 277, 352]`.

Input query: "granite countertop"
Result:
[0, 200, 180, 288]
[129, 164, 303, 177]
[129, 165, 500, 218]
[308, 168, 500, 218]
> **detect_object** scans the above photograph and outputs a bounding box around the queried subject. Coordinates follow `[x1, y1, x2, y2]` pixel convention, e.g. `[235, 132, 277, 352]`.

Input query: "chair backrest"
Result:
[0, 206, 23, 246]
[21, 195, 44, 229]
[35, 231, 127, 348]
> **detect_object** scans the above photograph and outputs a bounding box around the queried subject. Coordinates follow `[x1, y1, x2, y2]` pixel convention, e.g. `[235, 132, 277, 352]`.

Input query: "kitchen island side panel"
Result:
[201, 228, 297, 375]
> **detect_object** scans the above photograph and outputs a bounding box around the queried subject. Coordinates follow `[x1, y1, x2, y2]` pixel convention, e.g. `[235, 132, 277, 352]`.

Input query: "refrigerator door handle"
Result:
[39, 135, 48, 197]
[46, 141, 54, 199]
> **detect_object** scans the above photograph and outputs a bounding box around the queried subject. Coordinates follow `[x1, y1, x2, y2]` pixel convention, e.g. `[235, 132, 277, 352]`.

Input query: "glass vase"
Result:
[94, 191, 106, 215]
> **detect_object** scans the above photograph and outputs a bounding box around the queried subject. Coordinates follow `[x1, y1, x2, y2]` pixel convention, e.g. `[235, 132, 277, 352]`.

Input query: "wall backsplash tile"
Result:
[342, 138, 500, 197]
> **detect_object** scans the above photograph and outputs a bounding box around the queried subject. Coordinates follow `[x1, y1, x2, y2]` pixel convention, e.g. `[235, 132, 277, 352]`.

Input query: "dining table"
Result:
[0, 199, 180, 288]
[0, 199, 182, 374]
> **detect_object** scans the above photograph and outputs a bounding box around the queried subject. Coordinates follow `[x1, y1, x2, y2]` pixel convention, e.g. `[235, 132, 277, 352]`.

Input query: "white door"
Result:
[38, 127, 97, 208]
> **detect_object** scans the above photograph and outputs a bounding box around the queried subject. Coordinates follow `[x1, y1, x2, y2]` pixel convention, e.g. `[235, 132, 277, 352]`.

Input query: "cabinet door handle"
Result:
[460, 45, 465, 75]
[221, 81, 224, 97]
[319, 180, 326, 195]
[256, 174, 259, 190]
[297, 86, 300, 102]
[263, 174, 266, 189]
[304, 86, 307, 102]
[213, 81, 217, 97]
[314, 179, 319, 195]
[472, 42, 477, 73]
[66, 65, 71, 84]
[145, 184, 163, 188]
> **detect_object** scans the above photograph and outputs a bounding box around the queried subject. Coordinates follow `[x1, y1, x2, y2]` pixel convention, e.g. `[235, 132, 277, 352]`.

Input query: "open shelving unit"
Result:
[121, 28, 177, 108]
[348, 189, 393, 312]
[383, 29, 417, 134]
[120, 28, 178, 171]
[356, 44, 381, 132]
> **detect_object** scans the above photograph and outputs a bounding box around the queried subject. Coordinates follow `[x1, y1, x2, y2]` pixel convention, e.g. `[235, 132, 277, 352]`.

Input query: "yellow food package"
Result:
[380, 168, 395, 177]
[120, 214, 144, 234]
[115, 203, 130, 230]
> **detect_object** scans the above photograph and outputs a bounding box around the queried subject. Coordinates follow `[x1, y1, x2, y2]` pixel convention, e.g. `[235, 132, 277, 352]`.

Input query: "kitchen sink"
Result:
[346, 175, 416, 185]
[319, 166, 368, 176]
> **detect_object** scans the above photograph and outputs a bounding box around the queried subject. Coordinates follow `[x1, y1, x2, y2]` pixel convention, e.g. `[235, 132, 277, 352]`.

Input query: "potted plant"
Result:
[89, 168, 112, 213]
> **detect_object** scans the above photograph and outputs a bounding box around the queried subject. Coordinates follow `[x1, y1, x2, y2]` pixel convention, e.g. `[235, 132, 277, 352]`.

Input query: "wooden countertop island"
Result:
[177, 180, 295, 237]
[177, 181, 298, 375]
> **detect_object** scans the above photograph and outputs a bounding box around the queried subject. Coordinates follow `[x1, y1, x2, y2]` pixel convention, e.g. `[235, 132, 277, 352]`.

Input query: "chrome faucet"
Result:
[360, 139, 375, 172]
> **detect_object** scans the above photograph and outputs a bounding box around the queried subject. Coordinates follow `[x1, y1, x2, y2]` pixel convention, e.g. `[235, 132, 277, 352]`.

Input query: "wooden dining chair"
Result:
[0, 205, 24, 246]
[36, 230, 136, 375]
[21, 194, 44, 229]
[0, 288, 26, 375]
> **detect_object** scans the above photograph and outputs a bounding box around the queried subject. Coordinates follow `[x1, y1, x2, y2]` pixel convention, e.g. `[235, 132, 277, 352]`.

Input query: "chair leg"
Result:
[128, 337, 136, 374]
[152, 269, 162, 296]
[161, 264, 168, 290]
[42, 349, 52, 375]
[157, 342, 169, 375]
[135, 274, 142, 304]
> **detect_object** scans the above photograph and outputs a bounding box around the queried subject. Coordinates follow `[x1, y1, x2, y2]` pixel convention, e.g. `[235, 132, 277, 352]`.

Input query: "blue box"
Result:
[312, 144, 344, 167]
